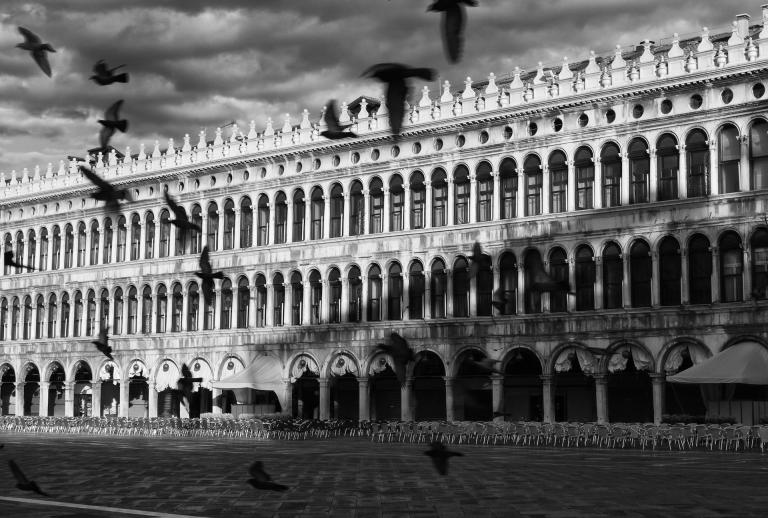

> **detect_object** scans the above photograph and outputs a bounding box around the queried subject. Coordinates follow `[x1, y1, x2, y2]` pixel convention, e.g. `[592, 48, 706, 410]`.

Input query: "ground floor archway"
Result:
[413, 351, 445, 421]
[502, 348, 543, 421]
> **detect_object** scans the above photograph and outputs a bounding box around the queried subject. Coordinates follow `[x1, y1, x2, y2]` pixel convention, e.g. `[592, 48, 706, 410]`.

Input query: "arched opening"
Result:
[750, 119, 768, 190]
[206, 202, 219, 251]
[223, 199, 236, 250]
[349, 181, 364, 236]
[310, 187, 324, 240]
[498, 252, 517, 315]
[603, 242, 623, 309]
[88, 222, 99, 265]
[390, 174, 404, 231]
[502, 349, 543, 420]
[408, 261, 425, 319]
[410, 171, 426, 229]
[453, 257, 469, 317]
[98, 361, 121, 417]
[453, 165, 470, 225]
[369, 354, 401, 421]
[686, 129, 709, 197]
[127, 286, 138, 334]
[273, 273, 285, 326]
[156, 360, 180, 418]
[329, 354, 359, 420]
[242, 276, 255, 328]
[171, 284, 183, 332]
[348, 266, 362, 323]
[575, 245, 595, 310]
[274, 192, 287, 244]
[656, 133, 679, 201]
[187, 359, 214, 418]
[369, 177, 384, 233]
[387, 262, 403, 320]
[1, 364, 16, 415]
[664, 343, 710, 418]
[367, 264, 382, 321]
[659, 236, 681, 306]
[217, 357, 244, 414]
[548, 247, 568, 313]
[127, 360, 149, 417]
[309, 270, 322, 324]
[144, 212, 155, 259]
[630, 240, 652, 308]
[240, 197, 253, 248]
[156, 286, 168, 333]
[553, 348, 597, 422]
[524, 155, 542, 216]
[65, 223, 75, 267]
[330, 183, 344, 238]
[187, 282, 199, 331]
[689, 234, 712, 304]
[575, 147, 594, 210]
[476, 161, 493, 222]
[719, 124, 740, 193]
[499, 157, 518, 219]
[290, 271, 303, 325]
[73, 361, 93, 417]
[291, 355, 320, 418]
[257, 195, 269, 246]
[524, 250, 543, 314]
[159, 210, 171, 258]
[412, 351, 446, 420]
[628, 138, 649, 204]
[431, 259, 447, 318]
[549, 150, 568, 213]
[431, 168, 448, 227]
[292, 189, 305, 242]
[607, 344, 653, 422]
[750, 228, 768, 300]
[190, 205, 202, 254]
[454, 349, 493, 420]
[23, 364, 41, 416]
[130, 214, 141, 260]
[476, 251, 493, 317]
[329, 267, 342, 324]
[719, 231, 743, 302]
[47, 362, 66, 416]
[220, 278, 233, 329]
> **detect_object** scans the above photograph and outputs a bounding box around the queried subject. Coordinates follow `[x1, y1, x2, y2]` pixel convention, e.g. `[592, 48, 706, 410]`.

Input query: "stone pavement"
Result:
[0, 433, 766, 517]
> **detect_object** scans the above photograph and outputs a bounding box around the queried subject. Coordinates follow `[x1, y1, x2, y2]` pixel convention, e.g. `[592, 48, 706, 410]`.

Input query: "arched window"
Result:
[11, 297, 20, 340]
[499, 252, 517, 315]
[388, 262, 403, 320]
[309, 270, 322, 324]
[47, 293, 57, 338]
[101, 220, 111, 265]
[207, 202, 219, 251]
[549, 151, 568, 213]
[89, 222, 99, 265]
[750, 119, 768, 190]
[73, 291, 83, 337]
[688, 234, 712, 304]
[369, 178, 384, 233]
[14, 231, 24, 274]
[188, 282, 199, 331]
[349, 181, 364, 236]
[499, 158, 517, 219]
[719, 124, 740, 193]
[52, 225, 62, 269]
[141, 286, 152, 333]
[629, 138, 649, 204]
[293, 190, 305, 242]
[657, 133, 679, 201]
[659, 237, 681, 306]
[410, 172, 426, 229]
[368, 265, 382, 321]
[240, 197, 253, 248]
[310, 188, 324, 240]
[257, 195, 269, 246]
[575, 147, 594, 210]
[330, 184, 344, 238]
[159, 210, 171, 258]
[390, 175, 404, 231]
[116, 217, 126, 262]
[720, 231, 743, 302]
[329, 267, 342, 323]
[475, 252, 493, 316]
[348, 266, 362, 322]
[223, 199, 235, 250]
[290, 272, 303, 325]
[175, 212, 187, 257]
[220, 279, 232, 329]
[0, 298, 7, 340]
[190, 206, 202, 254]
[156, 285, 167, 333]
[127, 286, 138, 334]
[85, 291, 95, 336]
[524, 155, 542, 216]
[274, 192, 287, 244]
[751, 228, 768, 299]
[2, 234, 11, 275]
[454, 165, 470, 224]
[476, 162, 493, 222]
[242, 276, 254, 328]
[39, 227, 48, 271]
[144, 213, 155, 259]
[113, 288, 123, 334]
[549, 247, 569, 312]
[575, 245, 595, 310]
[27, 230, 36, 271]
[603, 242, 623, 309]
[432, 169, 448, 227]
[130, 214, 141, 260]
[431, 259, 447, 318]
[203, 282, 215, 331]
[686, 130, 709, 197]
[64, 223, 75, 268]
[453, 257, 469, 317]
[524, 250, 543, 314]
[409, 262, 425, 319]
[36, 295, 45, 338]
[99, 289, 109, 331]
[630, 241, 652, 307]
[273, 273, 285, 326]
[22, 296, 31, 339]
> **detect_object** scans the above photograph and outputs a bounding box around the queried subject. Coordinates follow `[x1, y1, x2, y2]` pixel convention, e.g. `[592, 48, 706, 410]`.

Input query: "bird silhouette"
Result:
[247, 461, 289, 492]
[468, 241, 485, 279]
[376, 332, 415, 386]
[90, 60, 129, 86]
[16, 27, 55, 77]
[424, 442, 463, 475]
[465, 355, 504, 375]
[428, 0, 477, 63]
[491, 289, 511, 315]
[529, 254, 575, 295]
[362, 63, 434, 136]
[9, 460, 50, 497]
[92, 325, 113, 361]
[195, 246, 224, 306]
[98, 100, 128, 151]
[165, 192, 202, 234]
[177, 363, 194, 409]
[320, 100, 357, 140]
[4, 250, 34, 272]
[80, 165, 132, 212]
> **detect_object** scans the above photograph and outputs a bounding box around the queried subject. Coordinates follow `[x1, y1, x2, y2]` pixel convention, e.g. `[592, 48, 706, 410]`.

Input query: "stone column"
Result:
[516, 171, 525, 218]
[153, 214, 162, 257]
[340, 279, 349, 323]
[91, 380, 102, 418]
[108, 292, 116, 333]
[711, 246, 720, 303]
[358, 377, 370, 421]
[265, 204, 273, 246]
[381, 274, 389, 320]
[85, 225, 93, 266]
[445, 268, 454, 317]
[401, 377, 414, 422]
[567, 258, 576, 311]
[444, 376, 455, 421]
[126, 220, 134, 260]
[383, 188, 391, 233]
[594, 257, 603, 310]
[649, 148, 658, 202]
[743, 246, 751, 302]
[138, 222, 146, 260]
[709, 142, 719, 195]
[15, 382, 25, 416]
[622, 253, 632, 308]
[197, 288, 205, 331]
[286, 200, 294, 243]
[216, 209, 225, 251]
[651, 251, 660, 307]
[739, 135, 750, 191]
[403, 183, 411, 231]
[447, 177, 455, 225]
[517, 265, 525, 313]
[304, 194, 312, 240]
[342, 194, 350, 237]
[148, 382, 158, 418]
[425, 180, 433, 228]
[541, 374, 554, 423]
[566, 160, 576, 212]
[491, 374, 504, 421]
[233, 207, 241, 249]
[360, 275, 368, 322]
[168, 219, 177, 256]
[621, 152, 630, 205]
[201, 214, 208, 252]
[424, 272, 432, 319]
[362, 190, 370, 234]
[469, 173, 477, 223]
[469, 266, 477, 317]
[303, 281, 312, 325]
[680, 249, 690, 304]
[266, 283, 274, 327]
[593, 158, 603, 209]
[402, 272, 410, 320]
[651, 374, 665, 425]
[180, 289, 188, 332]
[594, 375, 608, 424]
[179, 393, 189, 419]
[119, 379, 129, 417]
[39, 381, 50, 417]
[318, 378, 329, 420]
[31, 302, 39, 339]
[678, 145, 687, 199]
[212, 387, 222, 414]
[64, 381, 74, 417]
[44, 225, 54, 270]
[323, 195, 331, 239]
[542, 165, 550, 214]
[491, 171, 500, 221]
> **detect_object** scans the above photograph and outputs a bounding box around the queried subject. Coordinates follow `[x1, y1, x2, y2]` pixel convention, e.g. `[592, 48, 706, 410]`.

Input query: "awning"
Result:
[667, 342, 768, 385]
[212, 356, 284, 395]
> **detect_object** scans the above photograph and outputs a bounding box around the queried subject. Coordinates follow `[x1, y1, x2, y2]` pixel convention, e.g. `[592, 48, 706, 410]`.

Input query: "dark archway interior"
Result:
[608, 355, 653, 423]
[1, 366, 16, 415]
[554, 354, 596, 422]
[503, 349, 543, 421]
[370, 364, 400, 421]
[330, 372, 358, 420]
[413, 352, 446, 420]
[456, 351, 492, 421]
[292, 372, 319, 419]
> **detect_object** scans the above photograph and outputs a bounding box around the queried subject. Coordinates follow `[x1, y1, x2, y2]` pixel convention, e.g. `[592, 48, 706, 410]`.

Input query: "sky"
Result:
[0, 0, 759, 174]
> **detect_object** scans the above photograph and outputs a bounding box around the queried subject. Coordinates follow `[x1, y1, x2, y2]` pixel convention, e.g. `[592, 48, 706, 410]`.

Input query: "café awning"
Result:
[212, 355, 284, 394]
[667, 342, 768, 385]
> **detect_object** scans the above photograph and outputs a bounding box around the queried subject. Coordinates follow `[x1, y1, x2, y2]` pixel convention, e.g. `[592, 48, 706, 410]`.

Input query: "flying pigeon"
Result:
[16, 27, 55, 77]
[177, 363, 194, 409]
[9, 460, 50, 497]
[529, 253, 574, 295]
[465, 356, 504, 375]
[90, 60, 129, 86]
[247, 461, 289, 492]
[80, 165, 132, 212]
[320, 100, 357, 140]
[92, 325, 113, 361]
[376, 332, 415, 386]
[4, 250, 34, 272]
[195, 246, 224, 306]
[165, 192, 202, 234]
[468, 241, 485, 279]
[491, 289, 510, 315]
[98, 100, 128, 151]
[424, 441, 463, 475]
[362, 63, 434, 136]
[427, 0, 477, 63]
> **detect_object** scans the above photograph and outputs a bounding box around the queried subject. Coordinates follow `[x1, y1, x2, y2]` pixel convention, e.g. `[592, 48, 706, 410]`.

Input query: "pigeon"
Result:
[195, 246, 224, 305]
[93, 326, 113, 361]
[465, 356, 504, 375]
[376, 332, 415, 386]
[362, 63, 434, 136]
[80, 165, 132, 212]
[9, 460, 50, 497]
[468, 241, 484, 279]
[529, 254, 575, 295]
[247, 461, 289, 492]
[16, 27, 55, 77]
[90, 60, 129, 86]
[320, 99, 357, 140]
[98, 100, 128, 151]
[427, 0, 477, 63]
[4, 250, 34, 272]
[424, 442, 463, 475]
[165, 192, 202, 234]
[177, 363, 194, 409]
[491, 289, 510, 314]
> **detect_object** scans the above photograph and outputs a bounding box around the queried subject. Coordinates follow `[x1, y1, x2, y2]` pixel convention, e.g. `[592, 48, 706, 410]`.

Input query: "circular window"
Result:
[178, 182, 184, 192]
[31, 207, 35, 216]
[660, 99, 673, 114]
[276, 165, 283, 176]
[194, 179, 199, 190]
[81, 198, 86, 208]
[456, 135, 466, 147]
[194, 362, 200, 371]
[162, 363, 169, 372]
[133, 189, 139, 200]
[434, 138, 443, 151]
[242, 170, 249, 181]
[689, 94, 703, 110]
[149, 186, 155, 196]
[753, 83, 765, 99]
[632, 104, 644, 119]
[259, 167, 266, 178]
[479, 130, 489, 143]
[163, 184, 169, 193]
[351, 152, 360, 164]
[371, 149, 380, 161]
[43, 204, 47, 214]
[6, 210, 12, 220]
[391, 145, 400, 157]
[313, 158, 321, 170]
[19, 208, 24, 218]
[227, 360, 234, 370]
[412, 142, 422, 154]
[504, 126, 513, 140]
[333, 155, 341, 166]
[605, 109, 616, 123]
[295, 162, 302, 174]
[527, 122, 538, 136]
[552, 118, 563, 132]
[577, 113, 589, 127]
[226, 173, 233, 184]
[55, 202, 60, 212]
[721, 88, 733, 104]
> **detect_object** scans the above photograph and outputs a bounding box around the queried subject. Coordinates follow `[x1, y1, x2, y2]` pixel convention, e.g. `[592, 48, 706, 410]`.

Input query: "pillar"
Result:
[542, 165, 550, 214]
[566, 160, 576, 212]
[445, 268, 454, 317]
[358, 376, 370, 421]
[621, 151, 630, 205]
[491, 171, 500, 221]
[444, 376, 455, 421]
[39, 381, 50, 417]
[217, 209, 224, 251]
[594, 257, 603, 310]
[469, 173, 477, 223]
[323, 195, 331, 239]
[64, 381, 74, 417]
[567, 258, 576, 311]
[91, 380, 102, 417]
[138, 222, 146, 259]
[740, 135, 750, 191]
[283, 379, 292, 416]
[304, 193, 312, 240]
[447, 178, 454, 225]
[148, 382, 158, 418]
[119, 379, 129, 417]
[516, 171, 525, 218]
[649, 148, 658, 202]
[265, 283, 274, 327]
[711, 246, 720, 303]
[15, 382, 24, 416]
[286, 200, 294, 243]
[595, 375, 608, 424]
[622, 251, 632, 308]
[541, 374, 554, 423]
[233, 208, 241, 249]
[168, 219, 177, 256]
[517, 265, 525, 314]
[425, 180, 433, 228]
[678, 145, 687, 199]
[651, 251, 660, 307]
[201, 214, 208, 252]
[680, 249, 690, 304]
[709, 142, 719, 195]
[491, 374, 504, 421]
[362, 190, 370, 234]
[383, 188, 391, 233]
[403, 183, 411, 231]
[318, 378, 329, 420]
[360, 275, 368, 323]
[401, 377, 413, 422]
[593, 158, 603, 209]
[651, 374, 665, 425]
[744, 247, 752, 302]
[340, 279, 350, 323]
[424, 272, 432, 319]
[212, 387, 222, 414]
[303, 281, 312, 324]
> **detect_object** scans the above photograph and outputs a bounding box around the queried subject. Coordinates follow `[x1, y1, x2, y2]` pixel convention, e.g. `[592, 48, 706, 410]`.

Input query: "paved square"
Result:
[0, 433, 766, 517]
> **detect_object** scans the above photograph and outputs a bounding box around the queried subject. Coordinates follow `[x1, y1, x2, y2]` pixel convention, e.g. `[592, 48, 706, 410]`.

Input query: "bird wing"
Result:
[165, 192, 189, 222]
[430, 454, 448, 475]
[99, 325, 109, 345]
[9, 460, 30, 484]
[324, 100, 342, 132]
[17, 27, 41, 45]
[80, 166, 113, 191]
[199, 246, 212, 274]
[93, 60, 109, 76]
[443, 4, 465, 63]
[386, 79, 407, 135]
[181, 363, 192, 379]
[32, 50, 52, 77]
[248, 462, 270, 481]
[104, 99, 124, 121]
[361, 62, 405, 78]
[99, 125, 116, 151]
